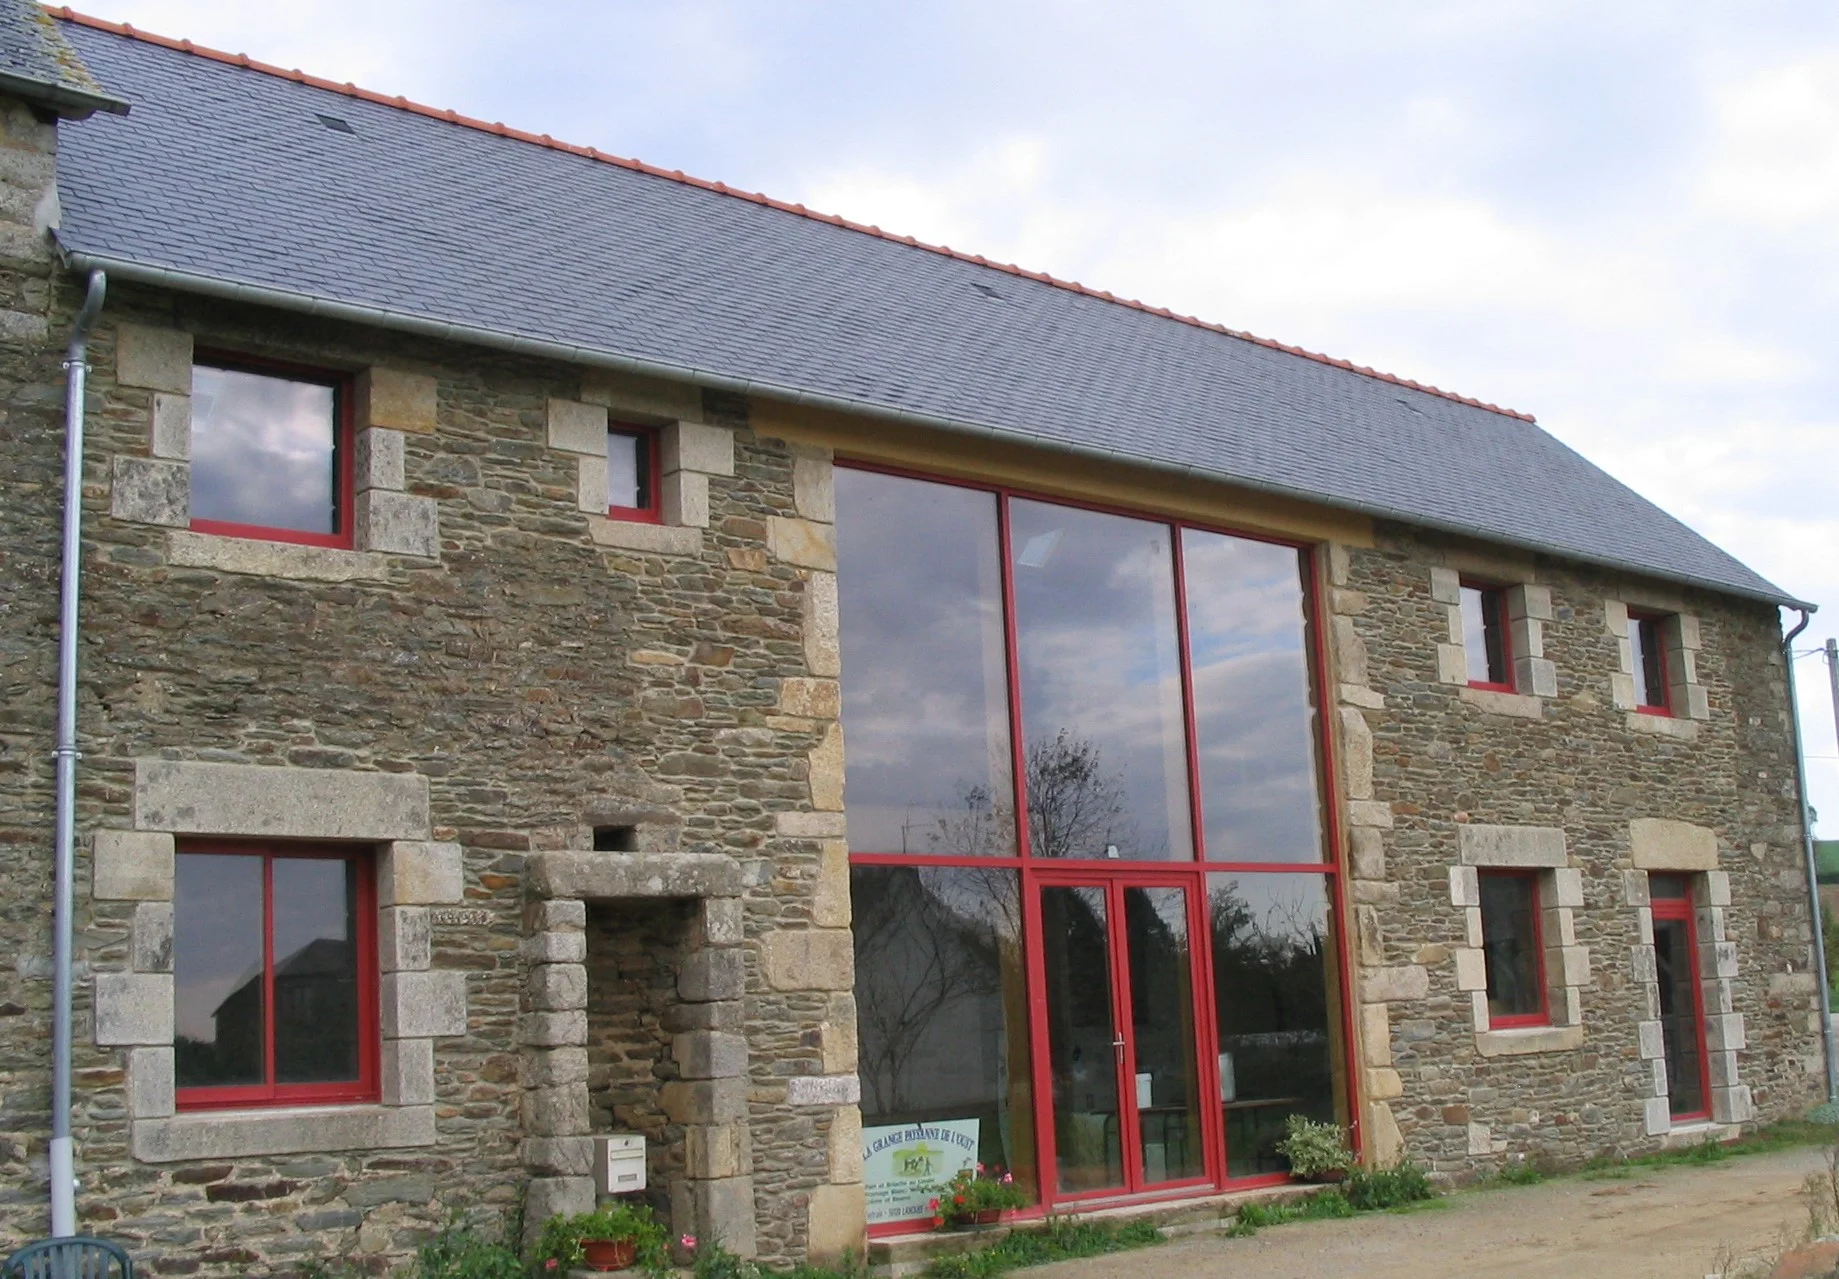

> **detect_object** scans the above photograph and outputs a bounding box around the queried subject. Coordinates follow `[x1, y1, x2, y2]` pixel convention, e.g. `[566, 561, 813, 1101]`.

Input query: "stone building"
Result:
[0, 7, 1825, 1274]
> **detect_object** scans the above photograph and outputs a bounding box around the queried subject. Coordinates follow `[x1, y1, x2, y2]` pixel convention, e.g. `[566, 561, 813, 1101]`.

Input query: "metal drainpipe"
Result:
[1785, 607, 1837, 1104]
[50, 269, 107, 1238]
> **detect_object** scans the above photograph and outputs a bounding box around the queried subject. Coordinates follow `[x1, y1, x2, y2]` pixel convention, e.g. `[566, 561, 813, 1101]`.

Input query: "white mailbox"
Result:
[594, 1134, 646, 1195]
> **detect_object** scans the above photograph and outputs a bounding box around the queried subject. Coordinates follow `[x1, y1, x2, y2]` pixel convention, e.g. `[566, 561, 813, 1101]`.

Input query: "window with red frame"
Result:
[190, 356, 352, 547]
[173, 843, 378, 1109]
[1459, 583, 1513, 690]
[606, 425, 661, 522]
[1478, 870, 1545, 1026]
[1629, 612, 1671, 713]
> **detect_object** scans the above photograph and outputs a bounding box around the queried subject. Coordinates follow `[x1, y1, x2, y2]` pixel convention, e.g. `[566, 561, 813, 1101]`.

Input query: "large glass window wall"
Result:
[839, 465, 1349, 1227]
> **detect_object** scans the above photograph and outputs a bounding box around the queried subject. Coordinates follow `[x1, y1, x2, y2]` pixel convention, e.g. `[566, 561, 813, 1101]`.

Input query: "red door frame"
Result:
[1651, 883, 1712, 1122]
[840, 460, 1359, 1231]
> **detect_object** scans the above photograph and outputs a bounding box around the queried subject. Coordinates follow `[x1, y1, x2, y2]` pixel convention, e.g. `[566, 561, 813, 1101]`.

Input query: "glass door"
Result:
[1036, 877, 1205, 1200]
[1651, 875, 1709, 1120]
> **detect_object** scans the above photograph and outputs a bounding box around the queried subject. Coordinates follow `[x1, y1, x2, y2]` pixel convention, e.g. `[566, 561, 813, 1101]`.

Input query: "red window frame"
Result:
[1630, 611, 1673, 716]
[606, 423, 663, 524]
[188, 350, 356, 550]
[174, 840, 380, 1112]
[1477, 869, 1548, 1029]
[836, 460, 1359, 1233]
[1649, 875, 1712, 1122]
[1460, 580, 1515, 692]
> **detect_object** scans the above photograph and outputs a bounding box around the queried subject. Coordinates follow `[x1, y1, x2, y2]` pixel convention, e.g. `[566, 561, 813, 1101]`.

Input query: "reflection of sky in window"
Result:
[1012, 499, 1189, 860]
[273, 859, 351, 969]
[1208, 873, 1329, 953]
[836, 469, 1014, 854]
[191, 365, 336, 534]
[174, 853, 263, 1044]
[1181, 531, 1324, 862]
[608, 430, 644, 509]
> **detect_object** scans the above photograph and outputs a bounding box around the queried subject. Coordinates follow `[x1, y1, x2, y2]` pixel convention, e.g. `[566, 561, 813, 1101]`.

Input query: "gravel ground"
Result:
[1023, 1146, 1831, 1279]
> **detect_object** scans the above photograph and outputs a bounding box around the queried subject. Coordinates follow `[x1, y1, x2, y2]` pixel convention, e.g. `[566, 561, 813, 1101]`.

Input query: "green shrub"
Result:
[401, 1219, 523, 1279]
[1497, 1160, 1545, 1186]
[1274, 1114, 1354, 1178]
[921, 1216, 1162, 1278]
[1343, 1162, 1433, 1210]
[531, 1202, 670, 1277]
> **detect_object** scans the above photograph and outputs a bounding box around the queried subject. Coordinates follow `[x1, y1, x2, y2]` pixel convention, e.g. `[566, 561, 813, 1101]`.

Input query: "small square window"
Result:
[607, 426, 660, 522]
[1459, 583, 1513, 689]
[1479, 870, 1546, 1027]
[1629, 612, 1672, 714]
[173, 842, 378, 1109]
[190, 356, 351, 547]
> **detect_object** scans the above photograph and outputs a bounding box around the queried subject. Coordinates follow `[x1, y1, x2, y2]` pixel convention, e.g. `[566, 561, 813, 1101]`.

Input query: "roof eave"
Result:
[0, 66, 126, 117]
[61, 248, 1815, 614]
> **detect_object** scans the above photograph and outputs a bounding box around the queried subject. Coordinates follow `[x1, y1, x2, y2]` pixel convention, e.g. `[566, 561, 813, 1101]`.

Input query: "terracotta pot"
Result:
[973, 1208, 1004, 1225]
[581, 1237, 638, 1272]
[1305, 1167, 1348, 1184]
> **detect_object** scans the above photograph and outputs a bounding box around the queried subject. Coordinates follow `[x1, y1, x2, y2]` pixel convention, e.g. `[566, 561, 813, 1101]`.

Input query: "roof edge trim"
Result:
[65, 250, 1813, 612]
[0, 66, 126, 116]
[49, 4, 1536, 424]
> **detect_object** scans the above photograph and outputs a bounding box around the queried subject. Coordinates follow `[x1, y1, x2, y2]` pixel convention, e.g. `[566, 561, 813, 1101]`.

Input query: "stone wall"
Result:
[1333, 527, 1821, 1175]
[0, 272, 861, 1271]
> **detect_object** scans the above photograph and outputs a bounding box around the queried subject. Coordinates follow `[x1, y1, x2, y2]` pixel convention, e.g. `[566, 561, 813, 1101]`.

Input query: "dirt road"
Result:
[1028, 1147, 1830, 1279]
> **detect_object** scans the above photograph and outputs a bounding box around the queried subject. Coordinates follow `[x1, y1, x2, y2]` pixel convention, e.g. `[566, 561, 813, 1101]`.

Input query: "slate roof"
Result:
[0, 0, 121, 116]
[46, 12, 1804, 608]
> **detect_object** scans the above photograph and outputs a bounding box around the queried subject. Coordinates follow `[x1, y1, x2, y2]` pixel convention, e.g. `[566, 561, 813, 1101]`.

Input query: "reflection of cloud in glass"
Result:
[191, 364, 336, 534]
[837, 469, 1014, 854]
[1012, 499, 1189, 860]
[1182, 531, 1324, 862]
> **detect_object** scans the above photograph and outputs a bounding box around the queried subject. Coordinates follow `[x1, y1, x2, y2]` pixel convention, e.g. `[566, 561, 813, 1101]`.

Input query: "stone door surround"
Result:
[520, 850, 752, 1254]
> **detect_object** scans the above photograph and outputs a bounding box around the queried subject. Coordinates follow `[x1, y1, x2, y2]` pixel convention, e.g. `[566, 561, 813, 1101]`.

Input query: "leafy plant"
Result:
[1274, 1115, 1353, 1178]
[1497, 1160, 1545, 1186]
[532, 1202, 670, 1277]
[922, 1217, 1161, 1278]
[401, 1218, 523, 1279]
[1225, 1192, 1355, 1237]
[1342, 1161, 1433, 1210]
[930, 1164, 1028, 1229]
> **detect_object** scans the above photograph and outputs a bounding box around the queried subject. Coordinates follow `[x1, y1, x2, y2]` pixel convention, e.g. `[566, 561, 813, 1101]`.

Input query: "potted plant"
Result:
[1275, 1114, 1353, 1183]
[533, 1202, 669, 1275]
[930, 1164, 1027, 1229]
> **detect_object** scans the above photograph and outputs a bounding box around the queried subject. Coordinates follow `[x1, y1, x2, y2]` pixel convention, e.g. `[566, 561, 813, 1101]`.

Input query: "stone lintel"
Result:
[525, 850, 742, 900]
[134, 759, 430, 841]
[1458, 824, 1567, 868]
[1629, 818, 1719, 871]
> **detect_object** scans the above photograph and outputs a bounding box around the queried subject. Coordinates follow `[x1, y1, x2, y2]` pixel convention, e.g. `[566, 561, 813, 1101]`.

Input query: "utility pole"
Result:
[1828, 638, 1838, 765]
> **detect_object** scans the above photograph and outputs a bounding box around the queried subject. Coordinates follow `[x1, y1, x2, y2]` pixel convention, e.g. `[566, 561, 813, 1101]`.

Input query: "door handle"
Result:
[1112, 1035, 1126, 1063]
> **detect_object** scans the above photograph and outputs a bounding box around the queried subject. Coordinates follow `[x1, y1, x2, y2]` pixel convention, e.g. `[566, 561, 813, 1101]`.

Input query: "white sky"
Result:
[86, 0, 1839, 834]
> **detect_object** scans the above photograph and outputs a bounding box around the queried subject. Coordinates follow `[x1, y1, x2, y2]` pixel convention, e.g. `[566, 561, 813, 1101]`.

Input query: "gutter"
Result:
[1786, 608, 1838, 1105]
[50, 268, 106, 1237]
[0, 70, 128, 119]
[59, 249, 1817, 614]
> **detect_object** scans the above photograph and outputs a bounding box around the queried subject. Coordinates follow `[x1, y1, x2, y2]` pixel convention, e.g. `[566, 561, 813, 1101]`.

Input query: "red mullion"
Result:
[1303, 544, 1363, 1163]
[1105, 879, 1145, 1193]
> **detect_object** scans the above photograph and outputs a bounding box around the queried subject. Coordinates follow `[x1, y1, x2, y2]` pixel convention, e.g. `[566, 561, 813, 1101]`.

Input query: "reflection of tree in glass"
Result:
[925, 784, 1010, 858]
[854, 867, 1017, 1113]
[1024, 730, 1132, 859]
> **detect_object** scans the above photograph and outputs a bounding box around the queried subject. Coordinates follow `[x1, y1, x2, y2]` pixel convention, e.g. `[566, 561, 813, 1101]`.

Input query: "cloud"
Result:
[1701, 54, 1839, 225]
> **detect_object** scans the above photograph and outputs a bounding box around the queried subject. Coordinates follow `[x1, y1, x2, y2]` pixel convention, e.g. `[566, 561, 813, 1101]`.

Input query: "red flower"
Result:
[544, 1260, 558, 1272]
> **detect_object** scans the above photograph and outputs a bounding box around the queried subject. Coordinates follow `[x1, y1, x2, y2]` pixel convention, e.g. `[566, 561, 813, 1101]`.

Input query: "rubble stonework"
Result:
[1335, 526, 1819, 1174]
[0, 276, 859, 1269]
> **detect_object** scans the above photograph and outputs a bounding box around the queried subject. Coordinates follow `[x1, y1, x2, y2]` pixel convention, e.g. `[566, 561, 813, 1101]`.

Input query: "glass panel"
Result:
[608, 430, 647, 510]
[1479, 874, 1542, 1019]
[1209, 873, 1344, 1178]
[1181, 530, 1324, 863]
[837, 470, 1014, 855]
[174, 853, 266, 1089]
[1460, 587, 1508, 685]
[1650, 873, 1690, 900]
[1013, 500, 1190, 860]
[272, 858, 361, 1084]
[1040, 886, 1123, 1193]
[1632, 616, 1667, 708]
[852, 866, 1035, 1223]
[1655, 916, 1706, 1116]
[1124, 886, 1203, 1183]
[191, 364, 337, 534]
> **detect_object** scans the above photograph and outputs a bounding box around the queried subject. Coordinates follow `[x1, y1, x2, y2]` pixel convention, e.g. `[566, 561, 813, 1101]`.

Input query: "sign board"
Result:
[861, 1119, 981, 1226]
